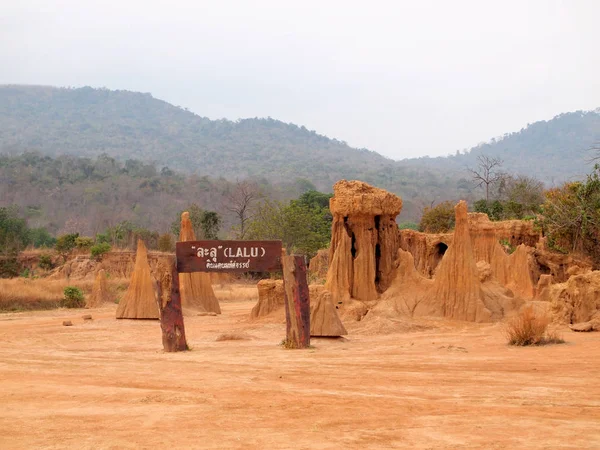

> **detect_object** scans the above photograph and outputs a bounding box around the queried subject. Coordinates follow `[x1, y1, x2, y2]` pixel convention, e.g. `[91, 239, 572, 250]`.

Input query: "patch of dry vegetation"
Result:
[213, 283, 258, 303]
[0, 277, 128, 312]
[215, 332, 252, 341]
[505, 306, 565, 346]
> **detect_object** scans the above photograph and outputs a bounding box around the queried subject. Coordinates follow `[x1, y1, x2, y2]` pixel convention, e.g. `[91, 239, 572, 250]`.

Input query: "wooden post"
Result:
[282, 255, 310, 349]
[157, 261, 188, 352]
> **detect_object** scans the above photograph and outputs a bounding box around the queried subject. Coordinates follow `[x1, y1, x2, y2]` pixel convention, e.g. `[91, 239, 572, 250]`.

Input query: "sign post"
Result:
[173, 240, 310, 350]
[176, 240, 283, 273]
[156, 261, 188, 352]
[282, 255, 311, 349]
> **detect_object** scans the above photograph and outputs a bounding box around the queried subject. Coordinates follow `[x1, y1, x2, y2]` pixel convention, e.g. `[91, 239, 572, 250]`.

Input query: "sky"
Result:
[1, 0, 599, 160]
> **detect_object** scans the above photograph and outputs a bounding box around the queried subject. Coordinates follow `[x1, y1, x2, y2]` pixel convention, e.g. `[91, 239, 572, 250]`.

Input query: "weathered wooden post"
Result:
[282, 255, 310, 348]
[156, 261, 188, 352]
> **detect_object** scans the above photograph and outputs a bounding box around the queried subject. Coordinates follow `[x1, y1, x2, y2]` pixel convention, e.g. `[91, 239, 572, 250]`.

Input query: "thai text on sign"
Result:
[176, 240, 283, 273]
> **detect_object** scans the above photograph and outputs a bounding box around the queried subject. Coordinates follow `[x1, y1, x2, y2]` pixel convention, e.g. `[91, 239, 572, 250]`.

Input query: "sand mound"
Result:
[116, 240, 159, 319]
[309, 285, 347, 337]
[250, 280, 285, 319]
[86, 269, 111, 308]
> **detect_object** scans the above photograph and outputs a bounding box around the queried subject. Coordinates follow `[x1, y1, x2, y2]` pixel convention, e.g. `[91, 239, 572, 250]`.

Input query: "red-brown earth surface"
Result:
[1, 297, 599, 449]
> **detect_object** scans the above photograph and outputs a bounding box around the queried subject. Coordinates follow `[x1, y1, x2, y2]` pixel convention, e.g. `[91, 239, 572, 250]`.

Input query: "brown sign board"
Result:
[176, 240, 283, 273]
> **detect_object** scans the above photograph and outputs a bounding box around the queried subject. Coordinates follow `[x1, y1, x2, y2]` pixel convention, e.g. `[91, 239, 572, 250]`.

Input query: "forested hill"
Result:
[404, 109, 600, 183]
[0, 85, 395, 188]
[1, 84, 599, 219]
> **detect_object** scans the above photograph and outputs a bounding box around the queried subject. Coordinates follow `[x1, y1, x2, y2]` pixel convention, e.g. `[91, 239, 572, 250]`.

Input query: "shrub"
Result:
[95, 232, 110, 244]
[505, 306, 565, 346]
[29, 227, 56, 248]
[419, 201, 455, 233]
[0, 256, 21, 278]
[61, 286, 85, 308]
[75, 236, 94, 249]
[55, 233, 79, 260]
[39, 253, 54, 270]
[90, 242, 111, 260]
[499, 239, 516, 254]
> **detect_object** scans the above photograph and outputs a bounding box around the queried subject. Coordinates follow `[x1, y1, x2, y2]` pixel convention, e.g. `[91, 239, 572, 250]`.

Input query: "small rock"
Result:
[197, 311, 218, 317]
[570, 322, 594, 332]
[82, 314, 93, 320]
[62, 320, 73, 326]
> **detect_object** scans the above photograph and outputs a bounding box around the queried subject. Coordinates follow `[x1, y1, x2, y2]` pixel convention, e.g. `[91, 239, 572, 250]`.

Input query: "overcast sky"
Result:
[1, 0, 599, 159]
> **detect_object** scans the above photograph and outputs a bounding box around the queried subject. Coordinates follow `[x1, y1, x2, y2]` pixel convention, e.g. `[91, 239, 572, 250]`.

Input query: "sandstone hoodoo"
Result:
[325, 180, 403, 305]
[309, 285, 347, 337]
[414, 201, 493, 322]
[86, 269, 110, 308]
[116, 239, 160, 319]
[250, 279, 347, 337]
[379, 201, 523, 323]
[178, 212, 221, 314]
[250, 279, 285, 319]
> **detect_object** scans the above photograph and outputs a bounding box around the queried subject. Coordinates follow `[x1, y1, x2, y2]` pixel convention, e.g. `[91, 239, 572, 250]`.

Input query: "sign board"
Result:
[176, 240, 283, 273]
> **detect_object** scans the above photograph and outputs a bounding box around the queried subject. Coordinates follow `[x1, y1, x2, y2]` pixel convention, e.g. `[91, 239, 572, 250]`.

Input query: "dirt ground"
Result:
[1, 298, 599, 450]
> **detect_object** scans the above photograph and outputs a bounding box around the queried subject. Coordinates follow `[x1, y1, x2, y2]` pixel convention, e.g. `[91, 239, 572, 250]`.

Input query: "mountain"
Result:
[0, 85, 395, 186]
[404, 109, 600, 184]
[1, 84, 599, 225]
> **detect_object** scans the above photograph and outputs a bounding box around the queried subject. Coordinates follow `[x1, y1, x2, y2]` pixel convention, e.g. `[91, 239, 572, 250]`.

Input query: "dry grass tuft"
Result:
[213, 283, 258, 303]
[505, 306, 565, 346]
[0, 277, 128, 312]
[215, 332, 252, 341]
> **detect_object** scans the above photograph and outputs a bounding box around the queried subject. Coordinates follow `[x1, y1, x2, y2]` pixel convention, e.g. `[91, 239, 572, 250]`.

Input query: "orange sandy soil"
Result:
[1, 300, 599, 450]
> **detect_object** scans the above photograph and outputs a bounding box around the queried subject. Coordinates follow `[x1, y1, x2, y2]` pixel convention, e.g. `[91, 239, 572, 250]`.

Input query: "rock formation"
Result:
[86, 269, 110, 308]
[325, 180, 403, 305]
[309, 285, 347, 336]
[378, 201, 523, 323]
[399, 229, 451, 278]
[178, 212, 221, 314]
[308, 249, 329, 283]
[250, 279, 346, 336]
[467, 214, 541, 248]
[415, 201, 492, 322]
[116, 240, 160, 319]
[250, 280, 284, 319]
[545, 271, 600, 327]
[400, 214, 538, 300]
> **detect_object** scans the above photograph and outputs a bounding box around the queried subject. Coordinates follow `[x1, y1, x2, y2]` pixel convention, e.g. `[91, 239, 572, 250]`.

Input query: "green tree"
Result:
[295, 190, 332, 209]
[200, 211, 221, 239]
[28, 227, 56, 248]
[55, 233, 79, 261]
[75, 236, 94, 249]
[171, 204, 221, 240]
[474, 174, 543, 221]
[419, 201, 455, 233]
[473, 199, 504, 221]
[246, 194, 332, 259]
[90, 242, 111, 260]
[540, 165, 600, 265]
[0, 206, 30, 254]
